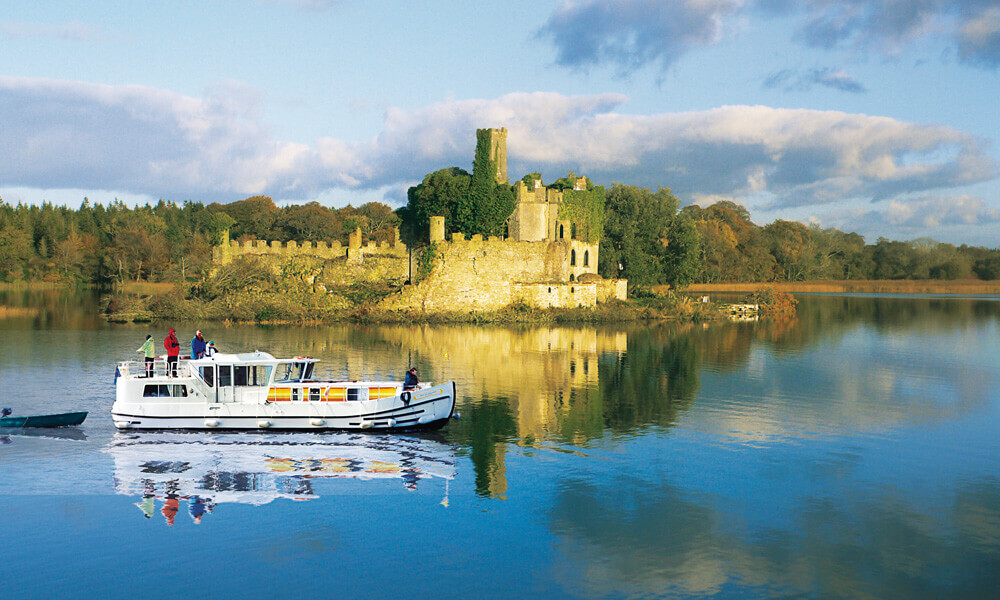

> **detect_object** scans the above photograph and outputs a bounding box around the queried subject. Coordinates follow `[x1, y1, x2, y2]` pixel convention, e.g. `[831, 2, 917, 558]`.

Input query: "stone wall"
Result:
[212, 228, 410, 288]
[509, 180, 560, 242]
[213, 227, 408, 267]
[596, 278, 628, 303]
[379, 233, 609, 313]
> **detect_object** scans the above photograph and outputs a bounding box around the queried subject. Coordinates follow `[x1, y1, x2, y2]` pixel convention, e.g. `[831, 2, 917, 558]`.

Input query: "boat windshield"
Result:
[275, 361, 314, 383]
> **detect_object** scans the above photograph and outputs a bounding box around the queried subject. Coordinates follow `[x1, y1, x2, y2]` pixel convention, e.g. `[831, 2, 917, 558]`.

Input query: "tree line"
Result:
[3, 181, 999, 288]
[0, 196, 400, 285]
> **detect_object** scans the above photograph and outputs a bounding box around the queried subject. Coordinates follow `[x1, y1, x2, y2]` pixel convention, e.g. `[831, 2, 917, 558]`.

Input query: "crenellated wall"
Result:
[213, 227, 408, 267]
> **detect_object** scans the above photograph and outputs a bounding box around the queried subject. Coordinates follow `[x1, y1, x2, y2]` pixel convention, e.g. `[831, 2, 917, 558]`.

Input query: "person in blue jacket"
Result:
[191, 330, 207, 359]
[404, 367, 419, 390]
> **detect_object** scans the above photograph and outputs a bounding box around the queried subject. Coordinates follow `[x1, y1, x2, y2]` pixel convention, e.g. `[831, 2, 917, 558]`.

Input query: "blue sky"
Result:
[2, 0, 1000, 245]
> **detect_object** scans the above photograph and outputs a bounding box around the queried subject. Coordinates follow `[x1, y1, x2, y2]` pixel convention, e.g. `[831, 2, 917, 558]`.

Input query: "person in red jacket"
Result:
[164, 328, 181, 377]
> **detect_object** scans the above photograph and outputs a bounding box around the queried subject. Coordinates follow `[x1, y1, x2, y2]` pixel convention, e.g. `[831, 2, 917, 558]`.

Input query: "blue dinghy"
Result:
[0, 411, 87, 428]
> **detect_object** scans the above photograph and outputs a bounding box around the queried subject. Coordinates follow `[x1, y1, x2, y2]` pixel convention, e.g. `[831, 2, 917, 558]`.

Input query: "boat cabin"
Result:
[123, 352, 402, 406]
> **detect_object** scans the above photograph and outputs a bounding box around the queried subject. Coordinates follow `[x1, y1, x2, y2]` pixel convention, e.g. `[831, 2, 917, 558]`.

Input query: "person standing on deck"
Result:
[191, 330, 206, 359]
[137, 334, 155, 377]
[164, 328, 180, 377]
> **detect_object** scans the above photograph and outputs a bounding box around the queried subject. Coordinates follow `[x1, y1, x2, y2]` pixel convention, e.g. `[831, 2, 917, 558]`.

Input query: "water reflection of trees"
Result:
[688, 295, 1000, 367]
[547, 474, 1000, 598]
[599, 328, 699, 433]
[781, 295, 1000, 348]
[0, 288, 105, 330]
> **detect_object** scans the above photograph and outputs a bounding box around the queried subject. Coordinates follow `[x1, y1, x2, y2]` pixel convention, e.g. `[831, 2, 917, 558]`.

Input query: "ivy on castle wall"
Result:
[559, 187, 605, 244]
[416, 242, 442, 283]
[468, 129, 515, 238]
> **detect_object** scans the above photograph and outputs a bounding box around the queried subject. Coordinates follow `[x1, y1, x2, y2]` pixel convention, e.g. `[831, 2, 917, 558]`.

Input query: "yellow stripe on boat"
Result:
[369, 387, 397, 400]
[324, 387, 347, 401]
[267, 388, 292, 402]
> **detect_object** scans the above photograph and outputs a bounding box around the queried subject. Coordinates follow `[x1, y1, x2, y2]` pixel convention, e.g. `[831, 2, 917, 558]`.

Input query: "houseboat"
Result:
[112, 352, 456, 431]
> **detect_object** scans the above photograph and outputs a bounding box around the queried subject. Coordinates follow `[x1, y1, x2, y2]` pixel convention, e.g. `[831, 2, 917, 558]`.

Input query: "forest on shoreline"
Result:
[3, 190, 999, 292]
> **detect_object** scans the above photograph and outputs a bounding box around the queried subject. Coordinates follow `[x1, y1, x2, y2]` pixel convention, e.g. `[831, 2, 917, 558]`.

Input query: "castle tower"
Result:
[486, 127, 508, 185]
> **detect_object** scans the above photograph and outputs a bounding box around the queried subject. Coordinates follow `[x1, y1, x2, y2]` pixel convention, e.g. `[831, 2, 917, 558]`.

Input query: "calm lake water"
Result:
[1, 289, 999, 599]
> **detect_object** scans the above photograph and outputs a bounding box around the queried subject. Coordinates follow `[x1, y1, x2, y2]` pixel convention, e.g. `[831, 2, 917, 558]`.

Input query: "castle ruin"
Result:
[212, 128, 627, 312]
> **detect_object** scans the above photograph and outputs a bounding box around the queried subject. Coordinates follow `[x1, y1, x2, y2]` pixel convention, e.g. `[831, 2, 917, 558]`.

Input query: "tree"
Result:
[403, 167, 471, 245]
[685, 201, 777, 282]
[0, 224, 31, 280]
[765, 220, 815, 281]
[599, 184, 686, 288]
[662, 214, 701, 288]
[973, 251, 1000, 280]
[273, 202, 341, 242]
[357, 202, 401, 241]
[216, 195, 278, 239]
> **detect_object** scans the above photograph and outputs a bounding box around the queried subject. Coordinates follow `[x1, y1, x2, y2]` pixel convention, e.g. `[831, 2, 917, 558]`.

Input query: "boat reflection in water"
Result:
[105, 431, 456, 525]
[0, 427, 88, 442]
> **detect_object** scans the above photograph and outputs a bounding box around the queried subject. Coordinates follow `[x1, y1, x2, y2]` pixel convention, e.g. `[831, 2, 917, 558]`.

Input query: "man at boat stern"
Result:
[404, 367, 419, 390]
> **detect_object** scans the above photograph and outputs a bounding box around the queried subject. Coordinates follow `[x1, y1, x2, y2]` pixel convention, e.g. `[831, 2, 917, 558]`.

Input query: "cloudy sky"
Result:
[2, 0, 1000, 245]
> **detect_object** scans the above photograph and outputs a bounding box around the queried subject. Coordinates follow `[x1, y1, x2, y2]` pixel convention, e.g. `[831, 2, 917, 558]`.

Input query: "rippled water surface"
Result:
[2, 291, 999, 599]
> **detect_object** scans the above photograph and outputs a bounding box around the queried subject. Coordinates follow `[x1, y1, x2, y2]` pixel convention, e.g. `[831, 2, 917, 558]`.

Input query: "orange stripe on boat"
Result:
[324, 387, 347, 401]
[369, 387, 398, 400]
[267, 388, 292, 401]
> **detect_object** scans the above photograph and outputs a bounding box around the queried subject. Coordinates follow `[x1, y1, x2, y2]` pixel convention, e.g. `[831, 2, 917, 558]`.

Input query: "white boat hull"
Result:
[112, 382, 455, 430]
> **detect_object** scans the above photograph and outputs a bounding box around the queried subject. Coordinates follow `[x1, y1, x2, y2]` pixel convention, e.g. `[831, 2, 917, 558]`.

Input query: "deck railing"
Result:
[119, 359, 192, 378]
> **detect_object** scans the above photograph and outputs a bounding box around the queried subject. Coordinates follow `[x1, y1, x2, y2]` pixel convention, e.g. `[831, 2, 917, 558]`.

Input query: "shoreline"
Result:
[674, 280, 1000, 295]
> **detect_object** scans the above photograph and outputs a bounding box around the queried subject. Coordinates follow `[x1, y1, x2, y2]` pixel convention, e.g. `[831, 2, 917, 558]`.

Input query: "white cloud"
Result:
[882, 195, 1000, 228]
[0, 78, 995, 213]
[0, 76, 308, 201]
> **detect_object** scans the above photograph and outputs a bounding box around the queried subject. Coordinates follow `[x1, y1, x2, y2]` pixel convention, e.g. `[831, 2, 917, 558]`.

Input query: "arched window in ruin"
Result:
[559, 224, 564, 239]
[570, 249, 576, 266]
[583, 250, 589, 267]
[569, 274, 575, 281]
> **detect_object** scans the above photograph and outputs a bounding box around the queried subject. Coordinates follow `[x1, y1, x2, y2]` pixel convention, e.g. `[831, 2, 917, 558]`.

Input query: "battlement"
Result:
[213, 227, 407, 266]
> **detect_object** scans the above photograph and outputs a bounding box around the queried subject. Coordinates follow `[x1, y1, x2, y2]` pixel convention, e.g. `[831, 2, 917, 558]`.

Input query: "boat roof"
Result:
[188, 352, 320, 366]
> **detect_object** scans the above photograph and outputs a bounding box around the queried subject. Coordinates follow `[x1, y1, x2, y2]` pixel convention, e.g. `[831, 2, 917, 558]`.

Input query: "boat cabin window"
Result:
[235, 365, 272, 387]
[275, 362, 313, 383]
[199, 367, 214, 387]
[346, 388, 368, 402]
[219, 365, 233, 387]
[143, 384, 188, 398]
[309, 388, 321, 401]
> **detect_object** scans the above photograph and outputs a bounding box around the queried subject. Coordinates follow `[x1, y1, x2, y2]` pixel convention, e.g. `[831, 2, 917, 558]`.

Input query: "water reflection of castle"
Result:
[105, 432, 456, 525]
[379, 326, 630, 498]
